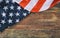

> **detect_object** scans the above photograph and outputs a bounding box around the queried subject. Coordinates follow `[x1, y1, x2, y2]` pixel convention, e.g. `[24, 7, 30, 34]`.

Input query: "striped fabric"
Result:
[14, 0, 60, 12]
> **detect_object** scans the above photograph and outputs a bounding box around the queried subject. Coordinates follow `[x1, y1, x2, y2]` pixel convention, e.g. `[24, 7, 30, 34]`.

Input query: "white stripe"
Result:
[13, 0, 22, 3]
[24, 0, 39, 11]
[39, 0, 54, 11]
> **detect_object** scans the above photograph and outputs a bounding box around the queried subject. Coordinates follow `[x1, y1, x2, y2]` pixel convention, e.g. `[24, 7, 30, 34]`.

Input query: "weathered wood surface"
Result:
[0, 3, 60, 38]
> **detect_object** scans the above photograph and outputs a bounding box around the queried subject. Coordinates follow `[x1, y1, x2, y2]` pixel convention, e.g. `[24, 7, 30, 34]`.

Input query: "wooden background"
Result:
[0, 3, 60, 38]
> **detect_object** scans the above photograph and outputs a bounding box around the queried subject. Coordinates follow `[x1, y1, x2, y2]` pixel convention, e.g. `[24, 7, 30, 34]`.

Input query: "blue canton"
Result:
[0, 0, 30, 32]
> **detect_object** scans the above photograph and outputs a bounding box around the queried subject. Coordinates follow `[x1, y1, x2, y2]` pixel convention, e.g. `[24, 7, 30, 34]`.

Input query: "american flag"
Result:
[0, 0, 60, 32]
[14, 0, 60, 12]
[0, 0, 30, 31]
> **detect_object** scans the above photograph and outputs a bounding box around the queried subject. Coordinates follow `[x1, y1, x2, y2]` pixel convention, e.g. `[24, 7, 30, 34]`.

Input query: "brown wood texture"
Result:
[0, 3, 60, 38]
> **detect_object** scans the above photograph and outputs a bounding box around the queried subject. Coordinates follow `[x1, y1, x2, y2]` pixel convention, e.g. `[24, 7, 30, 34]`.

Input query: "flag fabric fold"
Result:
[0, 0, 30, 32]
[15, 0, 60, 12]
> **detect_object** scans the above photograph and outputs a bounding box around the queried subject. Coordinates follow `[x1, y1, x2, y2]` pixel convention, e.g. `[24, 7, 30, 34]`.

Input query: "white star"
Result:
[15, 12, 20, 16]
[23, 13, 27, 16]
[1, 20, 6, 24]
[6, 0, 9, 3]
[0, 0, 2, 2]
[3, 6, 8, 11]
[12, 0, 15, 3]
[2, 12, 6, 17]
[16, 19, 19, 22]
[8, 19, 12, 23]
[17, 6, 21, 10]
[9, 13, 13, 17]
[10, 5, 14, 10]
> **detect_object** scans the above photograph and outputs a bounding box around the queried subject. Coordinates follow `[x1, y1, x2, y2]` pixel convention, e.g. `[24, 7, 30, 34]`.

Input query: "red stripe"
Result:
[19, 0, 30, 8]
[31, 0, 46, 12]
[49, 0, 59, 8]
